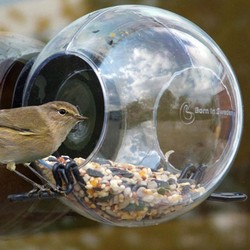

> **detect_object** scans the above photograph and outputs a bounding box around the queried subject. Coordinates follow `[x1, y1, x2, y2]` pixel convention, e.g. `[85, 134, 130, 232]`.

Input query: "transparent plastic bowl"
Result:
[24, 5, 243, 226]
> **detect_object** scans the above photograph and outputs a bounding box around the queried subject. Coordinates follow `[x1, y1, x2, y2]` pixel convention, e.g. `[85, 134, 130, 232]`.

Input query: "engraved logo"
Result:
[179, 102, 235, 125]
[179, 102, 195, 125]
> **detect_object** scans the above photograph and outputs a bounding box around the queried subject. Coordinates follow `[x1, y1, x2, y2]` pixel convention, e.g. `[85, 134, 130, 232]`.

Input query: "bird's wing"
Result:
[0, 124, 35, 135]
[0, 108, 37, 135]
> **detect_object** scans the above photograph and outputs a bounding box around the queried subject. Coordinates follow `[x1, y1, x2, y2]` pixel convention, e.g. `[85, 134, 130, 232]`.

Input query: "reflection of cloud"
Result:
[171, 29, 224, 78]
[119, 47, 173, 101]
[103, 45, 176, 106]
[116, 121, 161, 168]
[120, 47, 170, 80]
[166, 67, 225, 105]
[101, 27, 226, 110]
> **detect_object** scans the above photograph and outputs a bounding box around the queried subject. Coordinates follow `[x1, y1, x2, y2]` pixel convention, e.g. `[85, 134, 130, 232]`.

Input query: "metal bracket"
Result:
[178, 164, 247, 202]
[207, 192, 247, 202]
[8, 161, 84, 202]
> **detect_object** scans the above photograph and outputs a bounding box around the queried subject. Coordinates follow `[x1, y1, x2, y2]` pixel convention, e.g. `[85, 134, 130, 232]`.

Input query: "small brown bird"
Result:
[0, 101, 87, 171]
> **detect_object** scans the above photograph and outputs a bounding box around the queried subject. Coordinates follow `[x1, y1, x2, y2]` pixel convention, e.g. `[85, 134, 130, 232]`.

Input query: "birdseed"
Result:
[35, 156, 206, 222]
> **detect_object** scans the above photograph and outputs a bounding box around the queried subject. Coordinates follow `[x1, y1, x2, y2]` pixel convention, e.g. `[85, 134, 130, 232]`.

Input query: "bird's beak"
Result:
[74, 114, 88, 120]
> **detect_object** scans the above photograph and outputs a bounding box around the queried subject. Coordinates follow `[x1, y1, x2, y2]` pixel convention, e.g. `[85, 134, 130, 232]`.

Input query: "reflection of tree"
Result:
[126, 99, 152, 128]
[178, 95, 188, 107]
[157, 89, 223, 122]
[125, 90, 195, 125]
[157, 90, 176, 121]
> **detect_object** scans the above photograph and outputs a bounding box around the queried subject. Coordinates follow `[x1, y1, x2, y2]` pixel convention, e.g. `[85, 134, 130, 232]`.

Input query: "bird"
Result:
[0, 101, 87, 171]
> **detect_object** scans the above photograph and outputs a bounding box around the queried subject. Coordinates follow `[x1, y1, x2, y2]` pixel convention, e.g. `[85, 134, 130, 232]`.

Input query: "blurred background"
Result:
[0, 0, 249, 249]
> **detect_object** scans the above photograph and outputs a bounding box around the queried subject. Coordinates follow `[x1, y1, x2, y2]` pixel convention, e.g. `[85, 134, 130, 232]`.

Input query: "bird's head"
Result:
[42, 101, 87, 137]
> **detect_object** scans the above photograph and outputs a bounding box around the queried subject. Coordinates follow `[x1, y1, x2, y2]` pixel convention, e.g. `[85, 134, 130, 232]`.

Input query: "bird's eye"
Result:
[58, 109, 67, 115]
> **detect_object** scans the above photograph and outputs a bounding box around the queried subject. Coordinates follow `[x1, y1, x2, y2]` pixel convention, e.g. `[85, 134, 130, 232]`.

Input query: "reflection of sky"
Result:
[95, 22, 230, 167]
[166, 67, 225, 106]
[112, 66, 229, 167]
[116, 121, 161, 168]
[117, 47, 173, 102]
[170, 29, 224, 78]
[100, 28, 193, 108]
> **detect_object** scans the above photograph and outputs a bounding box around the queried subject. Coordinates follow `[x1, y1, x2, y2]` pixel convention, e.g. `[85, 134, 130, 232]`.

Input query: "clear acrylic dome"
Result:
[23, 5, 243, 226]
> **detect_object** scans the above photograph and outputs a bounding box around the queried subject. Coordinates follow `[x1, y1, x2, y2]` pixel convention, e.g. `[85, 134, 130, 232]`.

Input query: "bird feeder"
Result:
[18, 5, 244, 226]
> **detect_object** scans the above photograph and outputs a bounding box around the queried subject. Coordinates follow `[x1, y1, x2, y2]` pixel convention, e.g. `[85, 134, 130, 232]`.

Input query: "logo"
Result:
[179, 102, 195, 124]
[179, 102, 235, 125]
